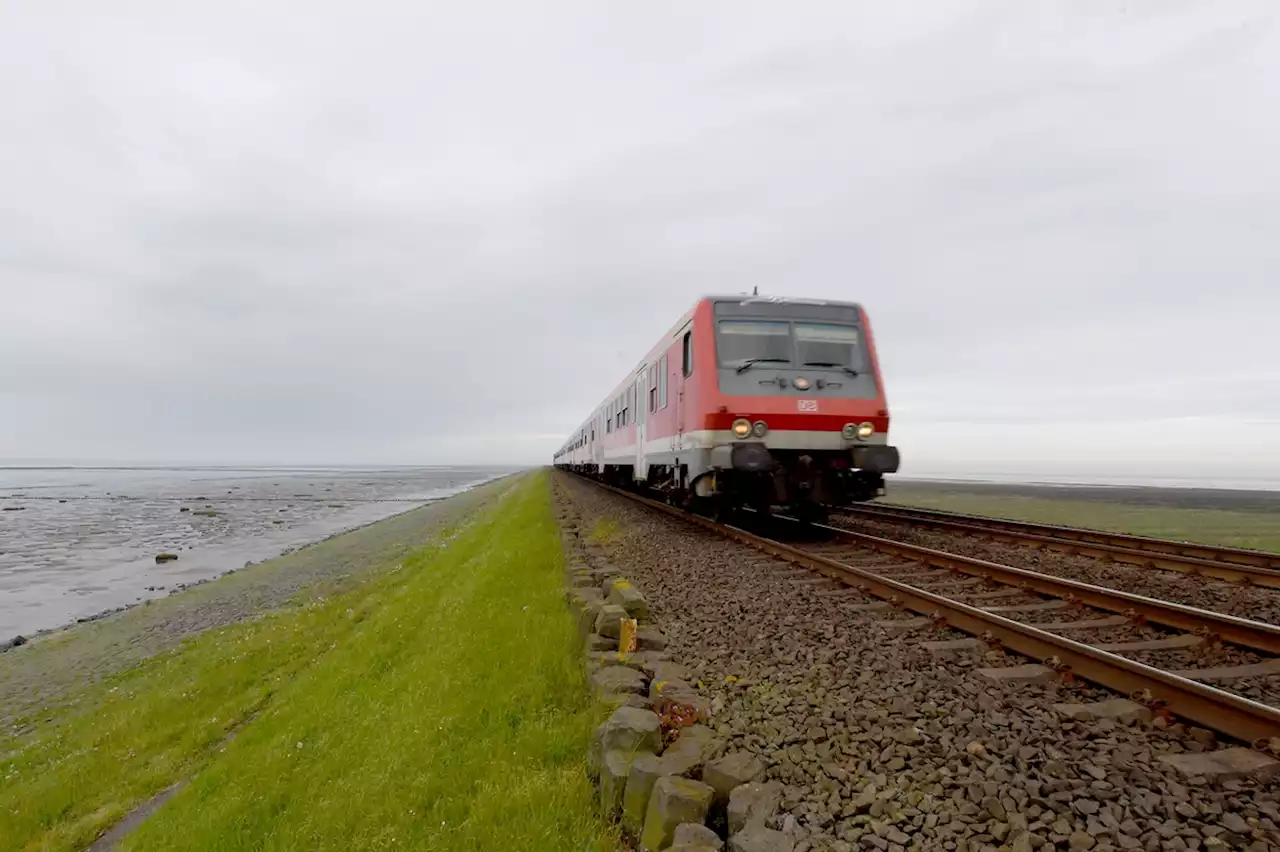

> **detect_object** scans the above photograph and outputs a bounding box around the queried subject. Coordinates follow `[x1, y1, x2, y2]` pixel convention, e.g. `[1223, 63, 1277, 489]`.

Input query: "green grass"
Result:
[884, 488, 1280, 553]
[1, 472, 613, 852]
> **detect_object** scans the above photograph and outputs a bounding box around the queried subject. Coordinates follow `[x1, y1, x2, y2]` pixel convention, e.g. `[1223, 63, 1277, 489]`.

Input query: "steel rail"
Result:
[798, 518, 1280, 656]
[571, 476, 1280, 745]
[840, 503, 1280, 578]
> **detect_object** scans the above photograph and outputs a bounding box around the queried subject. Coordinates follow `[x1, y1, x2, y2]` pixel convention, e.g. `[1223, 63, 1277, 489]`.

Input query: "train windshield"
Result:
[715, 320, 864, 371]
[717, 320, 792, 366]
[795, 322, 863, 372]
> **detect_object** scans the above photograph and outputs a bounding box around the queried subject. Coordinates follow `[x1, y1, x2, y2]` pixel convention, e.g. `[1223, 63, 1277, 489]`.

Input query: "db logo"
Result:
[797, 399, 818, 412]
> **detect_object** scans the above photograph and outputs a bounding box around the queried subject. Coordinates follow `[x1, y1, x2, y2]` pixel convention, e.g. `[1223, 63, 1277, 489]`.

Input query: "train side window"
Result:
[659, 354, 668, 408]
[682, 331, 693, 377]
[647, 366, 657, 412]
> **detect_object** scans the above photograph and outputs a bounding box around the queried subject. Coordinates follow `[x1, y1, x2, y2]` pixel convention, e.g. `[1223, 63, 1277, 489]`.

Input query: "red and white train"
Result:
[553, 294, 900, 516]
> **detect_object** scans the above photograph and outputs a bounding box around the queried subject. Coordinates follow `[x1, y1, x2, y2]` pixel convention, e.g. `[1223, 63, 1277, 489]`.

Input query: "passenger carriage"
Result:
[553, 294, 900, 516]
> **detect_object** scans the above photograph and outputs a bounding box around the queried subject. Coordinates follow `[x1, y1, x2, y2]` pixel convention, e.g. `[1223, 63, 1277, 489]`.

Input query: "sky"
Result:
[1, 2, 1277, 481]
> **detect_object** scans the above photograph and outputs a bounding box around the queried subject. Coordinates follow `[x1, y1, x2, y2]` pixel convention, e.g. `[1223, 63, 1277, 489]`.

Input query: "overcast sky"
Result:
[1, 2, 1277, 481]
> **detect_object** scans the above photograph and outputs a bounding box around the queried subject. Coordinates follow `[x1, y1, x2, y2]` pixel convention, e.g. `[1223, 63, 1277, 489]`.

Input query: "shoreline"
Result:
[0, 473, 517, 731]
[0, 468, 514, 638]
[0, 471, 615, 852]
[3, 494, 450, 650]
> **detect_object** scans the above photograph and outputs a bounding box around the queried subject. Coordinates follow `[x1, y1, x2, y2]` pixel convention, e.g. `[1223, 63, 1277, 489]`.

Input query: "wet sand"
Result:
[0, 466, 515, 637]
[0, 474, 518, 731]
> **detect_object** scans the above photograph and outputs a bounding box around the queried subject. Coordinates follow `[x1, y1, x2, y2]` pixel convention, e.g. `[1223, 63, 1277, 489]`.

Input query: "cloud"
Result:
[1, 2, 1277, 477]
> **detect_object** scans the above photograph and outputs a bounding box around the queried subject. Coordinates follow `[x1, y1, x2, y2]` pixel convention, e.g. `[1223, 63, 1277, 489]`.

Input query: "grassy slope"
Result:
[885, 488, 1280, 552]
[1, 472, 612, 852]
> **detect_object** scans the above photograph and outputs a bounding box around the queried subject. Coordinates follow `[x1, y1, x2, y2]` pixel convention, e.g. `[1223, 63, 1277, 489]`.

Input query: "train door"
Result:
[676, 328, 692, 453]
[595, 411, 604, 473]
[634, 371, 647, 483]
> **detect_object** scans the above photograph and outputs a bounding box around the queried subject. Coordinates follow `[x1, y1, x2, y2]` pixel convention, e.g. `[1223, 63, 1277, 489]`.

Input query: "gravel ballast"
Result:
[828, 513, 1280, 626]
[557, 474, 1280, 852]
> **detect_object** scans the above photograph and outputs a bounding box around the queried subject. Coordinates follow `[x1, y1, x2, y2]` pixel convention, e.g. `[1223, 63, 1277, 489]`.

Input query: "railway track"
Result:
[835, 502, 1280, 587]
[576, 476, 1280, 747]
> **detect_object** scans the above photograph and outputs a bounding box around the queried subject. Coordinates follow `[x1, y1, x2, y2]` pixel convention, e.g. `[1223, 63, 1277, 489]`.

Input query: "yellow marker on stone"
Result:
[619, 618, 638, 654]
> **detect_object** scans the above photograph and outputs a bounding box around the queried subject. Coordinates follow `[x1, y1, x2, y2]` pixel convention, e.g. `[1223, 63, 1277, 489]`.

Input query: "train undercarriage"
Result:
[562, 444, 898, 523]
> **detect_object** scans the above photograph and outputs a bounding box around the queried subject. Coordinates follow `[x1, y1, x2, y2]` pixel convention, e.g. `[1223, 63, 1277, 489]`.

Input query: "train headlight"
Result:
[857, 422, 875, 440]
[793, 376, 811, 390]
[732, 418, 752, 439]
[841, 423, 858, 440]
[752, 420, 768, 437]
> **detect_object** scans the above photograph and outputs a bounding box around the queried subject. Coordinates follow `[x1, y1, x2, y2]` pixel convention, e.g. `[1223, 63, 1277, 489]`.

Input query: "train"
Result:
[553, 294, 900, 518]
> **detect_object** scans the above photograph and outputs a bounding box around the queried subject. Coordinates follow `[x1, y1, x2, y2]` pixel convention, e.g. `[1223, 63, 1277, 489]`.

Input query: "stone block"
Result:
[728, 824, 794, 852]
[585, 633, 616, 652]
[591, 706, 662, 776]
[590, 651, 643, 670]
[597, 692, 651, 713]
[570, 586, 605, 605]
[654, 690, 712, 722]
[640, 776, 715, 852]
[728, 781, 782, 835]
[577, 599, 606, 636]
[596, 603, 630, 639]
[1158, 748, 1280, 782]
[592, 665, 648, 699]
[1053, 698, 1152, 725]
[651, 677, 694, 702]
[603, 748, 650, 821]
[660, 725, 721, 778]
[975, 664, 1055, 685]
[637, 627, 668, 650]
[673, 822, 723, 850]
[610, 580, 652, 620]
[622, 753, 665, 838]
[703, 752, 765, 803]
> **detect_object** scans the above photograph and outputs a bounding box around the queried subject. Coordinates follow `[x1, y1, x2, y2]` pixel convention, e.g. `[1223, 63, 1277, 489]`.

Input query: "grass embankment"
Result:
[885, 486, 1280, 552]
[1, 472, 613, 852]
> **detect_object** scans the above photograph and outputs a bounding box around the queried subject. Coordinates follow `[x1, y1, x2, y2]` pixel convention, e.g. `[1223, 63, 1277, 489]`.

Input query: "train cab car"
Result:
[555, 294, 900, 516]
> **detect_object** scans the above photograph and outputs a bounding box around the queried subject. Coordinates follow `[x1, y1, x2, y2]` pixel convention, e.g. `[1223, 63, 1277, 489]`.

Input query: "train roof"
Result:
[697, 293, 864, 309]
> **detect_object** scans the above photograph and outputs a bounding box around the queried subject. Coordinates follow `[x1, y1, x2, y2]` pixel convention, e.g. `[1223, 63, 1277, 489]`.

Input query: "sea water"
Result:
[0, 465, 515, 636]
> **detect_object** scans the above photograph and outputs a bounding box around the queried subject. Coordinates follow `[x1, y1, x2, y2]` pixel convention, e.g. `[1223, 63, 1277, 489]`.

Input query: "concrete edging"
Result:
[557, 491, 793, 852]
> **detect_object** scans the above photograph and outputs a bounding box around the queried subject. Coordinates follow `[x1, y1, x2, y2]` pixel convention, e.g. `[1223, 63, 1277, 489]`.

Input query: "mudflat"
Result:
[0, 476, 510, 732]
[0, 465, 511, 637]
